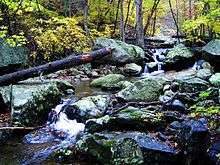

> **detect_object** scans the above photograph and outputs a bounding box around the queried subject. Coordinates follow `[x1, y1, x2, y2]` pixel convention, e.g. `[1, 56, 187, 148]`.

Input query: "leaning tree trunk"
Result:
[0, 48, 112, 86]
[135, 0, 145, 48]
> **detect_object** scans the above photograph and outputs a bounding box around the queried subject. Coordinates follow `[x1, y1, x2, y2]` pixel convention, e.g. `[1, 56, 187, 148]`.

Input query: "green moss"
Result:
[190, 105, 220, 117]
[199, 91, 211, 100]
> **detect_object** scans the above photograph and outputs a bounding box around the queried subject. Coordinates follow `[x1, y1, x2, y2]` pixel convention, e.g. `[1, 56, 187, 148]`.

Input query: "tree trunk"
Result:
[0, 48, 112, 86]
[120, 0, 125, 42]
[135, 0, 144, 48]
[169, 0, 180, 43]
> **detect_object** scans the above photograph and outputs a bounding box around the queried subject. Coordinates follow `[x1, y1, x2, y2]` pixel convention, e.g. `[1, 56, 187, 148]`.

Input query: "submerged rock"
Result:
[164, 44, 194, 70]
[0, 80, 73, 126]
[123, 63, 142, 76]
[116, 77, 167, 102]
[65, 95, 111, 122]
[90, 74, 125, 90]
[85, 106, 164, 133]
[93, 38, 145, 64]
[76, 132, 178, 165]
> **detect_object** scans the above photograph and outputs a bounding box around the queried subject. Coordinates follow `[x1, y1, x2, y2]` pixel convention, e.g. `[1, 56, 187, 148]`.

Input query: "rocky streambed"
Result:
[0, 38, 220, 165]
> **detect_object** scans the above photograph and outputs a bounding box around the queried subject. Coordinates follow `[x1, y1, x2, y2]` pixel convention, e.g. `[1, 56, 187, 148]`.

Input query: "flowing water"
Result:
[0, 81, 107, 164]
[142, 48, 168, 77]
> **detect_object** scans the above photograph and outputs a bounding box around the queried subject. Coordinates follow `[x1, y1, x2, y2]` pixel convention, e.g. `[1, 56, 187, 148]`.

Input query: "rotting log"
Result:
[0, 48, 112, 86]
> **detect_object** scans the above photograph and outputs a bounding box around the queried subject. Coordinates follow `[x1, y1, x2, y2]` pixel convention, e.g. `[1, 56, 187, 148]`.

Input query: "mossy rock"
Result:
[116, 77, 167, 102]
[90, 74, 126, 90]
[76, 133, 144, 164]
[0, 80, 73, 126]
[93, 38, 145, 65]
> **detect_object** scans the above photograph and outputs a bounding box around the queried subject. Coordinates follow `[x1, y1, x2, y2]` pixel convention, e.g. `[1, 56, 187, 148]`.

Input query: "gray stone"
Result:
[77, 131, 178, 165]
[90, 74, 125, 90]
[209, 73, 220, 87]
[93, 38, 145, 64]
[85, 106, 164, 133]
[202, 39, 220, 63]
[116, 77, 167, 102]
[123, 63, 142, 76]
[196, 68, 213, 80]
[165, 44, 194, 69]
[176, 77, 210, 93]
[65, 95, 111, 121]
[0, 80, 73, 126]
[76, 132, 144, 164]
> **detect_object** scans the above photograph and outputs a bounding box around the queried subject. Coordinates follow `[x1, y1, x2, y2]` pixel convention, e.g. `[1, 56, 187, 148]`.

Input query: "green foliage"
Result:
[191, 105, 220, 117]
[182, 0, 220, 41]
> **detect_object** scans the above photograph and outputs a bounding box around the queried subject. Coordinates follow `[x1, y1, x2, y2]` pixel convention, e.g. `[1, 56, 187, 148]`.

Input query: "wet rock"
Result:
[208, 140, 220, 164]
[146, 62, 158, 72]
[76, 132, 144, 164]
[209, 73, 220, 87]
[178, 119, 210, 164]
[202, 39, 220, 68]
[65, 95, 111, 122]
[85, 106, 164, 133]
[164, 44, 194, 70]
[167, 99, 187, 113]
[90, 74, 125, 90]
[196, 68, 213, 80]
[0, 80, 73, 126]
[117, 77, 167, 102]
[93, 38, 145, 65]
[123, 63, 142, 76]
[176, 77, 209, 93]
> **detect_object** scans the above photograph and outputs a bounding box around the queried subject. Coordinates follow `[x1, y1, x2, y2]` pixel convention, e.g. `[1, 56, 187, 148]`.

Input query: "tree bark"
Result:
[0, 48, 112, 86]
[120, 0, 125, 42]
[135, 0, 144, 48]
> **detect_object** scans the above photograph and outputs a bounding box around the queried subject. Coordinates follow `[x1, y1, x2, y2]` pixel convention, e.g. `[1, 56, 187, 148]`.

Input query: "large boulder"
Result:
[85, 106, 164, 133]
[178, 119, 210, 164]
[76, 133, 144, 164]
[116, 77, 167, 102]
[65, 95, 111, 122]
[164, 44, 194, 70]
[202, 39, 220, 67]
[175, 77, 210, 93]
[0, 39, 28, 74]
[90, 74, 125, 90]
[93, 38, 145, 65]
[76, 132, 178, 165]
[0, 80, 73, 126]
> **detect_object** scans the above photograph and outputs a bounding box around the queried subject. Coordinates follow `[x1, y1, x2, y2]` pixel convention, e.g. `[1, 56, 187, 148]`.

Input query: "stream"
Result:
[0, 47, 213, 165]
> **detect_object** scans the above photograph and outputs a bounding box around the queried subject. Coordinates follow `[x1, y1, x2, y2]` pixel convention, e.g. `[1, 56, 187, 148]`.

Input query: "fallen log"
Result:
[0, 48, 112, 86]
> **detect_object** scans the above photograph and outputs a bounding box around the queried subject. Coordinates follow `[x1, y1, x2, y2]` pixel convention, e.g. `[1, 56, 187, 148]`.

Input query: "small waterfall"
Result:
[143, 64, 149, 73]
[22, 98, 85, 164]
